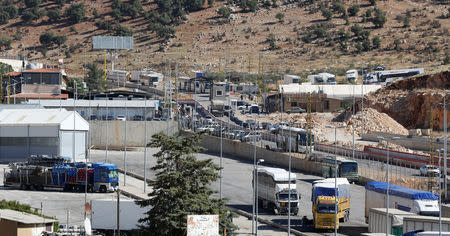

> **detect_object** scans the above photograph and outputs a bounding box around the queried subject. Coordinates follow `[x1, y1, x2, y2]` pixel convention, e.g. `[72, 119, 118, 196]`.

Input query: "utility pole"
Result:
[117, 188, 120, 236]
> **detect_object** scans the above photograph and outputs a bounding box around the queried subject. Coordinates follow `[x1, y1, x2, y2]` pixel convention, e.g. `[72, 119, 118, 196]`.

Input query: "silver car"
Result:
[420, 165, 440, 176]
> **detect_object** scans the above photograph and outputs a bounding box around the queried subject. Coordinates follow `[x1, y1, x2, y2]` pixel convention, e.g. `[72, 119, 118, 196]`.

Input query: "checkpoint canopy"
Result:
[0, 109, 89, 162]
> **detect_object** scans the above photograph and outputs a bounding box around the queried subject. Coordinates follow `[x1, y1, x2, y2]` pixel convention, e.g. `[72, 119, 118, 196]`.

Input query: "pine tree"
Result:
[137, 132, 238, 235]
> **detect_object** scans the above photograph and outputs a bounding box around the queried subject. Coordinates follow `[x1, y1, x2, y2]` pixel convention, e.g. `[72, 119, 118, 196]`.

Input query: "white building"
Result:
[279, 84, 382, 100]
[26, 99, 159, 120]
[0, 109, 89, 162]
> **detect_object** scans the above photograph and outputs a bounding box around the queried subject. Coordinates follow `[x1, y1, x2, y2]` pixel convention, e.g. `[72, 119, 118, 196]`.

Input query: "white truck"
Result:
[308, 73, 336, 85]
[256, 167, 300, 215]
[346, 69, 358, 83]
[91, 199, 151, 233]
[365, 181, 439, 222]
[363, 68, 424, 85]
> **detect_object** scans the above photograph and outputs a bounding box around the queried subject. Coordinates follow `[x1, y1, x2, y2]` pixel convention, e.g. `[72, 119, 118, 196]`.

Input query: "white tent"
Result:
[0, 109, 89, 162]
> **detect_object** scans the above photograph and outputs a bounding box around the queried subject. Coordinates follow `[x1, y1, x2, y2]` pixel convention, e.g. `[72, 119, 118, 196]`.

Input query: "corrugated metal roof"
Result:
[24, 68, 61, 73]
[0, 109, 88, 131]
[279, 84, 382, 99]
[27, 99, 158, 108]
[0, 104, 43, 111]
[0, 209, 57, 224]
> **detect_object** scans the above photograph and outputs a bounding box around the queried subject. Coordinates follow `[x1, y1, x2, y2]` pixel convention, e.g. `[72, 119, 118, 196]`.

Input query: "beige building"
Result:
[0, 209, 56, 236]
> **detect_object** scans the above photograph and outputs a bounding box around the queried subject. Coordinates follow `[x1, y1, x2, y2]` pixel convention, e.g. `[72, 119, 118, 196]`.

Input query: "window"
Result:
[216, 90, 223, 96]
[291, 102, 298, 107]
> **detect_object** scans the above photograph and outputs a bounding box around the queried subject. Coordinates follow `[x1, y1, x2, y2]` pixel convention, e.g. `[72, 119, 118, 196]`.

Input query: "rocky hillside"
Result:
[357, 71, 449, 130]
[0, 0, 449, 76]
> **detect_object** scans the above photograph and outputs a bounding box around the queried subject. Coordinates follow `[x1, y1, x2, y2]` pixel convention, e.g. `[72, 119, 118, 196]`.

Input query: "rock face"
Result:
[360, 71, 449, 130]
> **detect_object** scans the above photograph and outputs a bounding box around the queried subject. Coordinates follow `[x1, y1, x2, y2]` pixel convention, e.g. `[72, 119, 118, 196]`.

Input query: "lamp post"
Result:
[252, 126, 257, 234]
[220, 120, 223, 199]
[437, 149, 443, 236]
[255, 159, 264, 236]
[326, 124, 347, 236]
[377, 136, 401, 236]
[438, 93, 449, 200]
[288, 123, 292, 236]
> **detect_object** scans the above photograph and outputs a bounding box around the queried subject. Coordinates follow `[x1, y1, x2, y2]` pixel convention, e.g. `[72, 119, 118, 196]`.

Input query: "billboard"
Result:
[187, 215, 219, 236]
[92, 36, 134, 50]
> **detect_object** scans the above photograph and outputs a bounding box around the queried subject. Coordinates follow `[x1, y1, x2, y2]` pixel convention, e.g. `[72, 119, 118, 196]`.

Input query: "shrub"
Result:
[372, 36, 381, 49]
[321, 8, 333, 21]
[275, 12, 284, 23]
[394, 39, 401, 51]
[431, 20, 441, 28]
[0, 11, 8, 24]
[347, 5, 360, 17]
[110, 9, 121, 20]
[21, 8, 39, 22]
[113, 23, 133, 36]
[403, 16, 410, 28]
[444, 55, 450, 65]
[332, 2, 346, 16]
[65, 3, 86, 23]
[217, 6, 231, 19]
[350, 24, 363, 37]
[369, 0, 376, 6]
[46, 9, 61, 22]
[0, 36, 11, 50]
[95, 20, 112, 31]
[266, 33, 280, 50]
[372, 8, 387, 28]
[24, 0, 41, 9]
[3, 5, 17, 19]
[39, 32, 66, 47]
[362, 38, 371, 51]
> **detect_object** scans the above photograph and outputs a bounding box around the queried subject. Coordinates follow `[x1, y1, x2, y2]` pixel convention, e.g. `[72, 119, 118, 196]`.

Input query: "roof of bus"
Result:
[258, 167, 296, 181]
[278, 126, 307, 133]
[323, 156, 357, 163]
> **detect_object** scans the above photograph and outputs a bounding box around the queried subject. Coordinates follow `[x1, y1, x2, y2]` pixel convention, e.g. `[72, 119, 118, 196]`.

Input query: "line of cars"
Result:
[88, 115, 166, 121]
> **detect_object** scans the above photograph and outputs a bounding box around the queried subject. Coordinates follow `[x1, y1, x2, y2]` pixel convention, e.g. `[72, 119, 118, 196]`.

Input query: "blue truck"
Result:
[4, 156, 118, 193]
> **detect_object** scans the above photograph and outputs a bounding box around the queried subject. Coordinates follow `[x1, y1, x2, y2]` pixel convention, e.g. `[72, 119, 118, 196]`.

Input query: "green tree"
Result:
[362, 38, 371, 51]
[369, 0, 376, 6]
[0, 62, 13, 74]
[321, 8, 333, 21]
[39, 32, 55, 47]
[372, 8, 386, 28]
[332, 2, 346, 16]
[137, 133, 238, 235]
[113, 23, 133, 36]
[394, 39, 401, 51]
[21, 8, 39, 22]
[65, 3, 85, 23]
[403, 16, 410, 28]
[86, 63, 105, 91]
[217, 6, 231, 19]
[350, 24, 363, 37]
[275, 12, 285, 23]
[24, 0, 41, 9]
[443, 55, 450, 65]
[347, 5, 360, 17]
[0, 36, 11, 50]
[372, 36, 381, 49]
[46, 9, 61, 22]
[0, 11, 9, 24]
[3, 5, 18, 19]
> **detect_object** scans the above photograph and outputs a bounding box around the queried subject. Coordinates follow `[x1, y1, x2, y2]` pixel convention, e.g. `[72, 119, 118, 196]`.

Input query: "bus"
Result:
[321, 156, 358, 183]
[275, 126, 314, 154]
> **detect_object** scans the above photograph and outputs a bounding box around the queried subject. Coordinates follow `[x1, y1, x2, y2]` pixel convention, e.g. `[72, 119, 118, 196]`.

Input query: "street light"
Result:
[377, 136, 401, 236]
[438, 93, 449, 200]
[255, 159, 264, 236]
[437, 148, 444, 236]
[326, 124, 347, 236]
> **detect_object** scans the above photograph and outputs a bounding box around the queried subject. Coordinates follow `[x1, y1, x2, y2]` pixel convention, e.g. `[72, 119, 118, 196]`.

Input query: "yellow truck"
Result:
[311, 178, 351, 230]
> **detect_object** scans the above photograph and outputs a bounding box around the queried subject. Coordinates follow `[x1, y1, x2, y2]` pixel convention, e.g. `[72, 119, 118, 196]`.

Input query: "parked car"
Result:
[146, 117, 153, 121]
[241, 132, 261, 142]
[286, 107, 306, 114]
[89, 115, 98, 120]
[132, 115, 144, 121]
[117, 115, 126, 121]
[261, 122, 271, 130]
[373, 65, 386, 71]
[197, 126, 215, 133]
[420, 165, 440, 176]
[234, 130, 248, 140]
[106, 115, 115, 120]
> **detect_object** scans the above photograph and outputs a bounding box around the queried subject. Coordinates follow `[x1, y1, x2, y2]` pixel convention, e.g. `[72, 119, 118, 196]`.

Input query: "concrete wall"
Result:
[362, 132, 448, 152]
[90, 120, 178, 148]
[190, 132, 322, 175]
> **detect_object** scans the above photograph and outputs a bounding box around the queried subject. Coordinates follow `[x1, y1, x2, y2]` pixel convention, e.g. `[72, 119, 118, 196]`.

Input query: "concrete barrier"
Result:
[185, 131, 322, 175]
[89, 120, 178, 148]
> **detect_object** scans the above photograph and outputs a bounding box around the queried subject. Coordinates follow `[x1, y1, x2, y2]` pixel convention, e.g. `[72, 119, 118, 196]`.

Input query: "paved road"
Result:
[90, 148, 368, 235]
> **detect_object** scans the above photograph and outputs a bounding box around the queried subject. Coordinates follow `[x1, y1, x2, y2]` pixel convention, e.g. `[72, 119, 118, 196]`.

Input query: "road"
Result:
[90, 148, 369, 235]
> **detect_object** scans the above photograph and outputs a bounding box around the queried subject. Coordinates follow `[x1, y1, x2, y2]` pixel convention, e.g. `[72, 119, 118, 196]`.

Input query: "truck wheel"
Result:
[99, 185, 107, 193]
[20, 184, 26, 190]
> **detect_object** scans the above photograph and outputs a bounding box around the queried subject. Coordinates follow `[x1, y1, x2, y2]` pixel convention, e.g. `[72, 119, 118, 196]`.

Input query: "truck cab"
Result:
[92, 163, 119, 192]
[275, 188, 300, 215]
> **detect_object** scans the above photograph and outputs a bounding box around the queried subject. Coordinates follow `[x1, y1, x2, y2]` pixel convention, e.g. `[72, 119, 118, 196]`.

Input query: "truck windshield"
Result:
[317, 204, 336, 214]
[108, 170, 119, 178]
[341, 163, 358, 175]
[278, 194, 297, 201]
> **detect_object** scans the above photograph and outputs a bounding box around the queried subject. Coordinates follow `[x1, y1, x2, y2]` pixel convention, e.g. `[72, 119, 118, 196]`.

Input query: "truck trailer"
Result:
[312, 178, 351, 230]
[365, 181, 439, 222]
[4, 156, 119, 192]
[256, 167, 300, 215]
